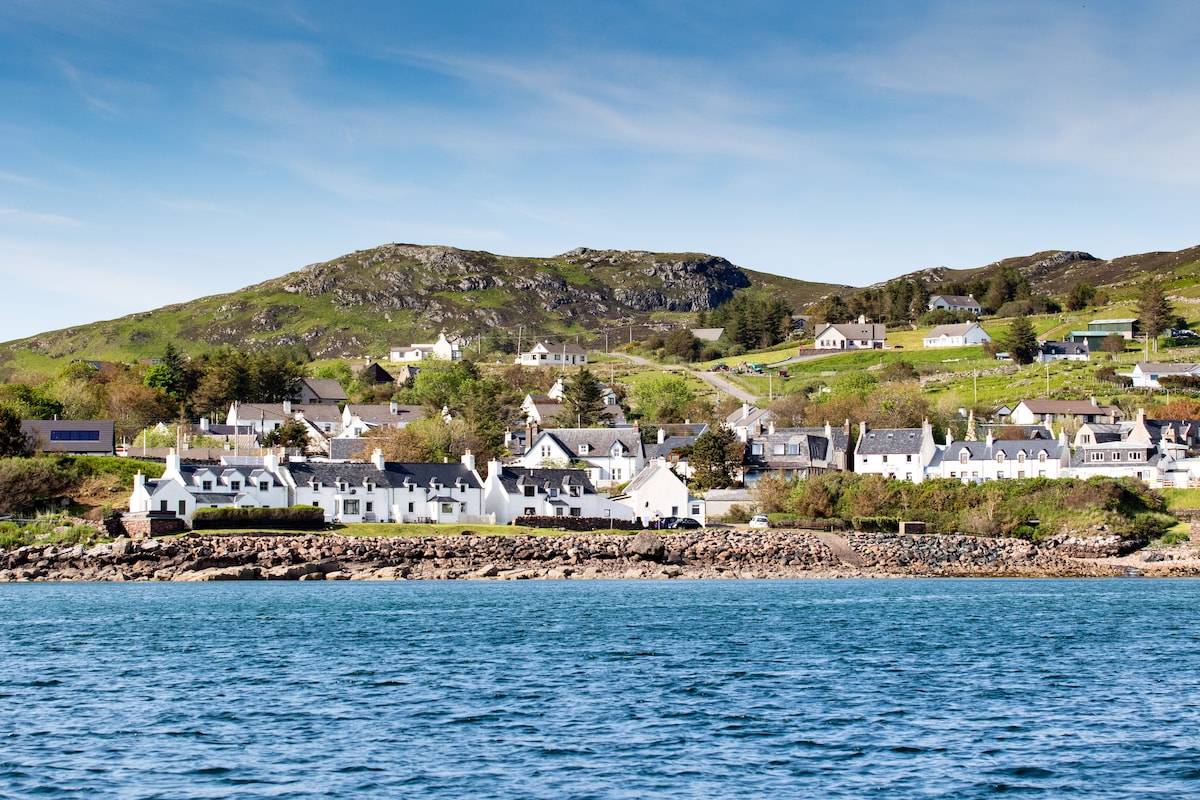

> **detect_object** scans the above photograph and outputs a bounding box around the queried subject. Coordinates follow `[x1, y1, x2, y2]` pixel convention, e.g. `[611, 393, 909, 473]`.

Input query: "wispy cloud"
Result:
[0, 207, 82, 227]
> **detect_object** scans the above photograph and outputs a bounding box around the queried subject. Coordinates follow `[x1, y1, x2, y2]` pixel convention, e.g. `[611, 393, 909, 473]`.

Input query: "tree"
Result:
[560, 368, 609, 426]
[1099, 333, 1127, 354]
[663, 328, 700, 362]
[1003, 315, 1039, 365]
[633, 374, 695, 423]
[1065, 282, 1096, 311]
[1138, 278, 1173, 351]
[261, 419, 311, 452]
[688, 426, 744, 491]
[0, 406, 31, 458]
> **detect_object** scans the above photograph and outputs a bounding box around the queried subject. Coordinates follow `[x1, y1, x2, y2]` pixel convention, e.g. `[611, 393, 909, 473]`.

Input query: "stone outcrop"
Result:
[0, 528, 1175, 582]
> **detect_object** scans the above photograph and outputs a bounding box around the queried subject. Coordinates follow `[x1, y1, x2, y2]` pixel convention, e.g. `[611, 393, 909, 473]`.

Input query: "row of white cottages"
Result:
[130, 448, 700, 528]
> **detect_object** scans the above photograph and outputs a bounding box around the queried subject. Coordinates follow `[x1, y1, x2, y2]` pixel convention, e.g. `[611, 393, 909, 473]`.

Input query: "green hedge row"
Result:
[191, 506, 326, 530]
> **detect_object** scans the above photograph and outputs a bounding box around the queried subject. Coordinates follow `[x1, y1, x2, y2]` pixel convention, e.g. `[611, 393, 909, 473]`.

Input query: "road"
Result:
[610, 351, 759, 404]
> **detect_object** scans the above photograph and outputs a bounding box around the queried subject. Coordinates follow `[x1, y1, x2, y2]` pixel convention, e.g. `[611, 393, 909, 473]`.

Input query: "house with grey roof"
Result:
[616, 458, 704, 527]
[1131, 362, 1200, 389]
[934, 431, 1070, 483]
[129, 451, 290, 524]
[517, 427, 645, 487]
[922, 323, 990, 348]
[1010, 398, 1121, 427]
[741, 422, 851, 485]
[297, 377, 348, 405]
[516, 341, 588, 367]
[288, 450, 484, 524]
[1037, 341, 1090, 362]
[812, 318, 887, 350]
[854, 420, 937, 483]
[481, 461, 634, 524]
[928, 294, 982, 314]
[21, 419, 114, 455]
[1067, 441, 1170, 487]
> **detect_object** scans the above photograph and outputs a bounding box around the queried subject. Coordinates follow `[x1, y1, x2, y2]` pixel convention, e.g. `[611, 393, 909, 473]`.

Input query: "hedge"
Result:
[514, 515, 642, 532]
[191, 506, 326, 530]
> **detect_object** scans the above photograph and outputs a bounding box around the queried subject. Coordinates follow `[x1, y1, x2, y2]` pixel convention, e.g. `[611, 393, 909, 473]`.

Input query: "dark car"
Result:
[660, 516, 703, 529]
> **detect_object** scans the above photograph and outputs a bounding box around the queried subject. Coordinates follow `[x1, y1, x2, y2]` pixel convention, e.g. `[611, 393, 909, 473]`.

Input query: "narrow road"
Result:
[610, 351, 758, 403]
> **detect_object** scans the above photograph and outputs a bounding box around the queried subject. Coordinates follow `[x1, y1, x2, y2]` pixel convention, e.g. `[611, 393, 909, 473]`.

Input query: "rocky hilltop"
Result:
[3, 530, 1193, 582]
[5, 244, 836, 366]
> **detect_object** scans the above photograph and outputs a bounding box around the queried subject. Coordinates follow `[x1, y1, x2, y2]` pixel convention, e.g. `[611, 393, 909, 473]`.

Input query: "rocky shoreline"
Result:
[3, 529, 1197, 582]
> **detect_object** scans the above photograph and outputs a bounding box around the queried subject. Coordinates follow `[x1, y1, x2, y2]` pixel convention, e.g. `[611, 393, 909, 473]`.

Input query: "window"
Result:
[1017, 471, 1025, 479]
[1129, 451, 1144, 461]
[524, 485, 535, 497]
[1038, 470, 1047, 478]
[997, 472, 1005, 479]
[313, 481, 322, 490]
[1111, 452, 1121, 461]
[773, 444, 786, 455]
[554, 507, 565, 516]
[579, 443, 590, 454]
[407, 502, 414, 512]
[178, 500, 186, 515]
[882, 455, 888, 463]
[365, 502, 373, 512]
[259, 481, 269, 491]
[365, 482, 375, 492]
[159, 500, 168, 512]
[524, 507, 536, 516]
[540, 445, 551, 457]
[752, 444, 764, 455]
[569, 507, 581, 517]
[959, 452, 969, 463]
[691, 504, 701, 515]
[1038, 453, 1047, 463]
[230, 481, 241, 491]
[612, 469, 622, 481]
[906, 454, 913, 463]
[569, 485, 581, 497]
[996, 452, 1005, 463]
[343, 500, 360, 515]
[1017, 452, 1026, 463]
[313, 501, 319, 507]
[202, 480, 213, 490]
[787, 443, 800, 455]
[1090, 452, 1105, 462]
[441, 502, 454, 514]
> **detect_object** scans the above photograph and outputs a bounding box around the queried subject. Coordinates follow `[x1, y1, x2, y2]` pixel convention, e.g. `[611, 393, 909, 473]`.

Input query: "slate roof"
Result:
[1134, 362, 1200, 375]
[943, 439, 1068, 462]
[535, 428, 644, 459]
[344, 403, 424, 426]
[1016, 399, 1119, 416]
[1041, 341, 1090, 357]
[1069, 443, 1164, 469]
[301, 378, 348, 402]
[235, 402, 342, 424]
[287, 460, 482, 490]
[495, 466, 596, 495]
[856, 428, 926, 455]
[930, 294, 981, 308]
[925, 323, 984, 339]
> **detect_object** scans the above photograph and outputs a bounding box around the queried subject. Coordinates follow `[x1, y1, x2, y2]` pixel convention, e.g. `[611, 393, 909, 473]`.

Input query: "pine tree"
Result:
[1138, 278, 1173, 352]
[688, 426, 742, 491]
[562, 368, 608, 427]
[1003, 315, 1039, 365]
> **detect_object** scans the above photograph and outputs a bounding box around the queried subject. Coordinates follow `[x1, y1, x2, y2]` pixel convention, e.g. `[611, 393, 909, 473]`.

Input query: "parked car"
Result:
[661, 516, 703, 529]
[748, 514, 770, 529]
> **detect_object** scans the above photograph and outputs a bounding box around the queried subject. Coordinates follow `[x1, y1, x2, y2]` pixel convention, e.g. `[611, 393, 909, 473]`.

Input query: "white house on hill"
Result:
[922, 323, 990, 348]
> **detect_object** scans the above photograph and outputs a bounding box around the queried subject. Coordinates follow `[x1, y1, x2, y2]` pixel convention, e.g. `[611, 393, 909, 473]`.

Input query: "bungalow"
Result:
[1010, 398, 1121, 427]
[296, 377, 348, 406]
[854, 420, 938, 483]
[617, 458, 705, 527]
[928, 294, 982, 314]
[516, 341, 589, 367]
[1037, 341, 1090, 363]
[482, 461, 634, 524]
[812, 318, 886, 350]
[922, 323, 991, 349]
[21, 419, 114, 455]
[1131, 362, 1200, 389]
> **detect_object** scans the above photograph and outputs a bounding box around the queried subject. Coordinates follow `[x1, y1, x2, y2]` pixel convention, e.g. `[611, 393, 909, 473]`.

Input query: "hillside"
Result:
[1, 244, 843, 373]
[3, 240, 1198, 377]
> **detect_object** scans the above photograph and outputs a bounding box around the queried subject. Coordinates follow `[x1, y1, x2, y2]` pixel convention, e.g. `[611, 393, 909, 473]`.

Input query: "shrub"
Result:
[191, 506, 326, 530]
[725, 504, 753, 523]
[0, 458, 76, 515]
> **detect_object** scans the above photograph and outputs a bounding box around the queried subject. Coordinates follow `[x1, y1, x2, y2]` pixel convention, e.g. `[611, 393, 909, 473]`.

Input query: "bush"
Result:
[191, 506, 326, 530]
[851, 516, 900, 533]
[0, 458, 76, 515]
[725, 504, 753, 523]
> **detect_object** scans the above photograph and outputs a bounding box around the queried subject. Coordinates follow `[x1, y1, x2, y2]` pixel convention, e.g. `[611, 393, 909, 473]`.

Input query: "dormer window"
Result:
[1017, 452, 1026, 463]
[996, 452, 1005, 463]
[336, 481, 347, 492]
[523, 485, 535, 497]
[959, 452, 969, 464]
[579, 443, 590, 454]
[230, 481, 241, 491]
[202, 480, 213, 491]
[365, 481, 375, 492]
[312, 480, 322, 490]
[1038, 452, 1047, 463]
[259, 480, 270, 491]
[569, 485, 581, 497]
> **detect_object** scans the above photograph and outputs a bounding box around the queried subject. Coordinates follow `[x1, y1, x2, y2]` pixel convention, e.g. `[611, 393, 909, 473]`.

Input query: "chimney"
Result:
[371, 448, 385, 471]
[1137, 408, 1146, 423]
[922, 417, 932, 439]
[283, 399, 292, 414]
[767, 420, 775, 435]
[390, 401, 399, 415]
[657, 427, 666, 445]
[741, 402, 750, 421]
[199, 417, 210, 433]
[860, 421, 867, 441]
[165, 448, 181, 476]
[825, 421, 833, 439]
[133, 472, 145, 491]
[985, 431, 994, 448]
[263, 452, 279, 472]
[946, 428, 954, 446]
[487, 459, 503, 481]
[461, 449, 476, 472]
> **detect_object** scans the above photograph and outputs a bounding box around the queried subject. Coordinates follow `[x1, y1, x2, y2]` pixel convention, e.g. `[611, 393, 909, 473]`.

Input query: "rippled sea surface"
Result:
[3, 579, 1200, 798]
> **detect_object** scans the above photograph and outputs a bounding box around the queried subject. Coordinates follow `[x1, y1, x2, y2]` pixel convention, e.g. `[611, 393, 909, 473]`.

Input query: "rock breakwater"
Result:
[0, 529, 1167, 582]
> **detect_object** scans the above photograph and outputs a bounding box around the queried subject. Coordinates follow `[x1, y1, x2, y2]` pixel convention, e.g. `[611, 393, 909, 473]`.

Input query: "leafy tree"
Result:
[1099, 333, 1127, 354]
[664, 328, 700, 362]
[0, 383, 65, 419]
[1065, 282, 1096, 311]
[633, 374, 695, 423]
[0, 406, 31, 458]
[1002, 315, 1039, 365]
[1138, 278, 1173, 349]
[687, 425, 744, 491]
[560, 368, 609, 427]
[260, 419, 311, 452]
[807, 294, 853, 324]
[880, 360, 920, 383]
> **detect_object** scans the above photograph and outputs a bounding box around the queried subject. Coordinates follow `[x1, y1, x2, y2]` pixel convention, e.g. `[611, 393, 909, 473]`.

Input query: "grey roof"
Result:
[535, 428, 644, 459]
[744, 427, 849, 470]
[649, 435, 699, 460]
[236, 402, 342, 423]
[816, 322, 887, 341]
[328, 438, 375, 461]
[925, 323, 984, 339]
[495, 467, 596, 495]
[345, 403, 424, 426]
[1134, 362, 1200, 375]
[191, 492, 237, 504]
[301, 378, 348, 402]
[1070, 443, 1163, 469]
[21, 419, 115, 454]
[288, 460, 482, 490]
[943, 439, 1067, 461]
[930, 294, 981, 307]
[1041, 341, 1090, 356]
[857, 428, 926, 455]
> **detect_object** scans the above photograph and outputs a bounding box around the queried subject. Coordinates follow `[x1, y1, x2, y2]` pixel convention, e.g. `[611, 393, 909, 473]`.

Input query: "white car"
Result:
[748, 514, 770, 529]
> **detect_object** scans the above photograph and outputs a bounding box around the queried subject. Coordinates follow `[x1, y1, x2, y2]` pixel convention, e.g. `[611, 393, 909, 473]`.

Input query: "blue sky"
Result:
[2, 1, 1198, 343]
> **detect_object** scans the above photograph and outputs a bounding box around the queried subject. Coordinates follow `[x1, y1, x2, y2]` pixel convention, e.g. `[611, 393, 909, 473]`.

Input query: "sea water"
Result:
[2, 579, 1198, 798]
